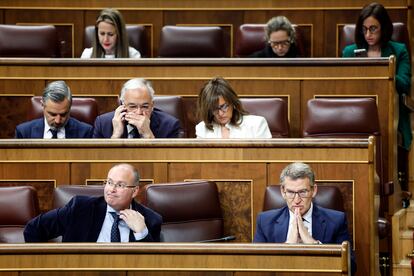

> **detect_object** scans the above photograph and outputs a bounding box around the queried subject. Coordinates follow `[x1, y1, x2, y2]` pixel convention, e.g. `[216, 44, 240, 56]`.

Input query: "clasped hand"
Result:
[111, 105, 154, 138]
[285, 208, 317, 244]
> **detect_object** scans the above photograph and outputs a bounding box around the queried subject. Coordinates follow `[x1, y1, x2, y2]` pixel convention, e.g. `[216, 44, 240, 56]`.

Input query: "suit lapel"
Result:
[32, 119, 45, 138]
[88, 197, 108, 242]
[64, 118, 74, 138]
[273, 207, 290, 243]
[312, 205, 326, 242]
[149, 110, 160, 137]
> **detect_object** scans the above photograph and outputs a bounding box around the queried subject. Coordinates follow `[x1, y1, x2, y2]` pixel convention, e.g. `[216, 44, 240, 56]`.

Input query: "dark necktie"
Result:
[130, 127, 140, 138]
[110, 212, 121, 242]
[50, 129, 58, 139]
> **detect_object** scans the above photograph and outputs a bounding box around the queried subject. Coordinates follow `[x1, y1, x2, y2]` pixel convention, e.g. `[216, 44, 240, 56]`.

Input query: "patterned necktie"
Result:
[110, 212, 121, 242]
[50, 129, 58, 139]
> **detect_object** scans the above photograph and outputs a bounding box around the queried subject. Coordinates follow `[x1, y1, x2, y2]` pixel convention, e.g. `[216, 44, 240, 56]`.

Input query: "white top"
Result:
[195, 114, 272, 138]
[80, 47, 141, 58]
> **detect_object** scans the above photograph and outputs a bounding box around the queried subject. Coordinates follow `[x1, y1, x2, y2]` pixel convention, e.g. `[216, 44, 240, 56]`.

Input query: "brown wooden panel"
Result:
[0, 242, 350, 274]
[0, 95, 32, 138]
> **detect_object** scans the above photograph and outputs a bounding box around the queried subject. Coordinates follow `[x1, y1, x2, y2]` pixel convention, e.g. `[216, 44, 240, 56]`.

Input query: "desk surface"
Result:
[0, 242, 350, 274]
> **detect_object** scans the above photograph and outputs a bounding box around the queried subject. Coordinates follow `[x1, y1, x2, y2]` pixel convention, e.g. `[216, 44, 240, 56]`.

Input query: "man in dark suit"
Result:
[254, 162, 355, 273]
[93, 78, 182, 138]
[15, 80, 93, 139]
[24, 163, 162, 242]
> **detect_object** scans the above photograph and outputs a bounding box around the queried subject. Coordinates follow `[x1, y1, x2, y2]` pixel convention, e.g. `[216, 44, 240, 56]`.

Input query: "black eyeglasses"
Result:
[283, 189, 312, 199]
[268, 40, 291, 47]
[362, 25, 379, 34]
[213, 103, 230, 114]
[104, 179, 136, 189]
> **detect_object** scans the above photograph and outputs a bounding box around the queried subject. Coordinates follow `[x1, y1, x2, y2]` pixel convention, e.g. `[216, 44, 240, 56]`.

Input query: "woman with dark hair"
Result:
[196, 77, 271, 138]
[250, 16, 299, 58]
[342, 2, 412, 150]
[81, 8, 141, 58]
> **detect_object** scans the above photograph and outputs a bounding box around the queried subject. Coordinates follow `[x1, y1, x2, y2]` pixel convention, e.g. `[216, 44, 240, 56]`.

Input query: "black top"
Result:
[249, 44, 299, 58]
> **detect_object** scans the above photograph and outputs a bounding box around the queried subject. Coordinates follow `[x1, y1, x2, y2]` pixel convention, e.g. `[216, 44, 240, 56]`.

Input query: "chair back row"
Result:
[27, 97, 381, 142]
[27, 96, 290, 139]
[3, 22, 407, 58]
[0, 183, 349, 243]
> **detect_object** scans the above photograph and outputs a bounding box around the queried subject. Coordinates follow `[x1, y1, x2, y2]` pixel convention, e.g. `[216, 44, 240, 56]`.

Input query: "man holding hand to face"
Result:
[93, 78, 182, 139]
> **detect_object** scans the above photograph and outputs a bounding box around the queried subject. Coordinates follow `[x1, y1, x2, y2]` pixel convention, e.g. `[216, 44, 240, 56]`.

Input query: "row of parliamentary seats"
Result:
[22, 95, 380, 141]
[0, 21, 409, 58]
[0, 181, 350, 244]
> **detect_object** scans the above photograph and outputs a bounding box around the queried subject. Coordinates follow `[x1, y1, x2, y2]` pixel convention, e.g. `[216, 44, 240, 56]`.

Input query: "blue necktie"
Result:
[50, 129, 58, 139]
[110, 212, 121, 242]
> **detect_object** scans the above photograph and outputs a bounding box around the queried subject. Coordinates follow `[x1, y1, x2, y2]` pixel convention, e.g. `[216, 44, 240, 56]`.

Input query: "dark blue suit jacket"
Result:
[254, 204, 356, 274]
[93, 108, 183, 138]
[15, 117, 93, 138]
[24, 196, 162, 242]
[254, 204, 349, 244]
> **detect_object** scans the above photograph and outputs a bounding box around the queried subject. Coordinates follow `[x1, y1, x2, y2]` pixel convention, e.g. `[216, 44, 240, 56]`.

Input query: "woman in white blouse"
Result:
[196, 77, 271, 138]
[80, 8, 141, 59]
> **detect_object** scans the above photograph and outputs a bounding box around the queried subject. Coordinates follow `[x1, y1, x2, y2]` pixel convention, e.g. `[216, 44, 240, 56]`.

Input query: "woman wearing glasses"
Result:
[196, 77, 271, 138]
[250, 16, 299, 58]
[342, 2, 412, 150]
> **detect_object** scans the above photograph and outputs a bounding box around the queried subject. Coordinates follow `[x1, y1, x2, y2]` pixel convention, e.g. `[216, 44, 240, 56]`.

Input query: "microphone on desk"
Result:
[197, 235, 236, 243]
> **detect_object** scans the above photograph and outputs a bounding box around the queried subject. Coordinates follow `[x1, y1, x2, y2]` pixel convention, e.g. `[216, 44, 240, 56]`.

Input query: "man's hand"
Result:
[111, 105, 127, 138]
[286, 208, 299, 243]
[125, 110, 154, 138]
[294, 208, 318, 244]
[119, 209, 147, 233]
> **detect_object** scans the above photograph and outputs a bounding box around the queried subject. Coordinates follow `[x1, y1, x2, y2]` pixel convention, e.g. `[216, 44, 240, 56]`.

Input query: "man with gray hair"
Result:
[254, 162, 351, 245]
[15, 80, 93, 138]
[93, 78, 182, 138]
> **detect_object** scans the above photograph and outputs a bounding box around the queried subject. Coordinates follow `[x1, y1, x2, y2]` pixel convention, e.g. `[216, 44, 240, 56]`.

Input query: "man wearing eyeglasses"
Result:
[24, 163, 162, 242]
[254, 162, 351, 245]
[93, 78, 183, 138]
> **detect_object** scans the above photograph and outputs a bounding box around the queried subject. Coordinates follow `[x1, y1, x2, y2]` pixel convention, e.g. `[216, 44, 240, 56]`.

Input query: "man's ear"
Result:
[131, 186, 139, 198]
[280, 185, 286, 200]
[311, 184, 318, 198]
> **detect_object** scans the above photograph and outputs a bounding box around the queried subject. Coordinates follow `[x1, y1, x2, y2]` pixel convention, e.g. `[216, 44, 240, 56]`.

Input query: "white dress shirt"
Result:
[43, 118, 65, 139]
[97, 205, 148, 242]
[195, 114, 272, 138]
[286, 203, 314, 242]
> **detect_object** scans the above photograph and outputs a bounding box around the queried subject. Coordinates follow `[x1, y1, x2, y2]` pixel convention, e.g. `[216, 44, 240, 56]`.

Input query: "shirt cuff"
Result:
[133, 227, 149, 241]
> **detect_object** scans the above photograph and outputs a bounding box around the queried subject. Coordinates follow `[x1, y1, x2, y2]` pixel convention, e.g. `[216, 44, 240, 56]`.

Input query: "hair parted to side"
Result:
[42, 80, 72, 106]
[355, 2, 393, 49]
[119, 78, 155, 102]
[92, 8, 129, 58]
[265, 16, 296, 44]
[110, 163, 140, 186]
[197, 76, 248, 130]
[280, 162, 315, 187]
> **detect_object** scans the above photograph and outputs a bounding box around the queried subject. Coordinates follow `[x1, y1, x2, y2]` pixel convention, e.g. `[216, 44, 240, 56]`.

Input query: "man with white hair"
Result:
[93, 78, 182, 138]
